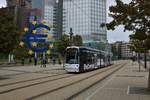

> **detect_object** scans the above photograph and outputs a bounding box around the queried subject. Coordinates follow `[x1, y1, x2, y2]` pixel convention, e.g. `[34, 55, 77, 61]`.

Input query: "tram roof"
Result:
[66, 46, 112, 55]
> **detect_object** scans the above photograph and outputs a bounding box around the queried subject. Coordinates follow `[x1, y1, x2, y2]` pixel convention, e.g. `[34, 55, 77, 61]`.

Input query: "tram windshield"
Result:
[66, 48, 78, 64]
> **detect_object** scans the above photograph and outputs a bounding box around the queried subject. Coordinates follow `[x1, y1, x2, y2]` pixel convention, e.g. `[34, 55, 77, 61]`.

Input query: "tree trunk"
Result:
[148, 68, 150, 90]
[144, 53, 147, 69]
[138, 53, 141, 72]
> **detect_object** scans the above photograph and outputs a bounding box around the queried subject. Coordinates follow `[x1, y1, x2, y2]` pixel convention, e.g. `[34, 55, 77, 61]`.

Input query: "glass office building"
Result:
[32, 0, 63, 39]
[63, 0, 107, 44]
[44, 0, 55, 24]
[32, 0, 54, 22]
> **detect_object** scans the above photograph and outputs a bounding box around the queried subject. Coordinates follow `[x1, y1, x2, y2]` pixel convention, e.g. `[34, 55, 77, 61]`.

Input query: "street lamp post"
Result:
[69, 28, 73, 46]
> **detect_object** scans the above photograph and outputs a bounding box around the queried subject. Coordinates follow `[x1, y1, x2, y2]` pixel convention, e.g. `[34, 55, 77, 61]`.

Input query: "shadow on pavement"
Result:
[129, 86, 150, 95]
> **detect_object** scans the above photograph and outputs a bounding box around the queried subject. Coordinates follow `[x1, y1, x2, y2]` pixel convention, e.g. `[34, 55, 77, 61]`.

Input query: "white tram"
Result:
[64, 46, 113, 72]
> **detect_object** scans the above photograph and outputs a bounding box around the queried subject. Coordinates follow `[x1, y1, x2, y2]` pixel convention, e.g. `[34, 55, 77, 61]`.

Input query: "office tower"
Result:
[6, 0, 31, 8]
[6, 0, 32, 31]
[32, 0, 63, 39]
[63, 0, 107, 47]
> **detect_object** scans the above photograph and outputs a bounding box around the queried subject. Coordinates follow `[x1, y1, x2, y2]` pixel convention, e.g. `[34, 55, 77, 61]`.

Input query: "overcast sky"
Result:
[107, 0, 132, 43]
[0, 0, 132, 43]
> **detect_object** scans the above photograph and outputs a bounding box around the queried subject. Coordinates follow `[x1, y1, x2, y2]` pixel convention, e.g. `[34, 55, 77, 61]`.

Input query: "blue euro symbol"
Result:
[23, 23, 51, 53]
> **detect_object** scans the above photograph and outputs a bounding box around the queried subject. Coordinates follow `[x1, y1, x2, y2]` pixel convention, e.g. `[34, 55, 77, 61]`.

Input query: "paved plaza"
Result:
[78, 61, 150, 100]
[0, 61, 149, 100]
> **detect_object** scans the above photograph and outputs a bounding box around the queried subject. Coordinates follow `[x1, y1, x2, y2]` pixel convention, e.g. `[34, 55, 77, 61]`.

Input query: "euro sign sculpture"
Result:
[22, 20, 53, 54]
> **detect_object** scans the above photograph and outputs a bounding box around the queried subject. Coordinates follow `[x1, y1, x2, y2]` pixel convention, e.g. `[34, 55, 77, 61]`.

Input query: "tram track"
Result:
[0, 72, 67, 87]
[0, 73, 75, 94]
[66, 63, 127, 100]
[0, 65, 117, 88]
[26, 63, 123, 100]
[0, 62, 124, 100]
[0, 68, 65, 77]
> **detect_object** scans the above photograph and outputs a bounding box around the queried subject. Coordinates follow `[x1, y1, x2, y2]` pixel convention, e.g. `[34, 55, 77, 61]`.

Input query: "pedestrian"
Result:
[29, 57, 32, 63]
[53, 58, 56, 65]
[21, 57, 25, 66]
[131, 56, 135, 65]
[43, 58, 46, 68]
[34, 58, 37, 66]
[58, 59, 61, 65]
[40, 58, 43, 67]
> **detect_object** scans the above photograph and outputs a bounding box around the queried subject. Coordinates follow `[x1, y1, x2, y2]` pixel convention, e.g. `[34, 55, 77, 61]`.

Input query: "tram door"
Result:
[79, 50, 86, 72]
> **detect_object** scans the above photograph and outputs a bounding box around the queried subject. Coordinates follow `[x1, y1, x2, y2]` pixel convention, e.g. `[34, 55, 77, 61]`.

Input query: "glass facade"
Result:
[44, 3, 54, 24]
[32, 0, 63, 39]
[32, 0, 54, 22]
[63, 0, 107, 43]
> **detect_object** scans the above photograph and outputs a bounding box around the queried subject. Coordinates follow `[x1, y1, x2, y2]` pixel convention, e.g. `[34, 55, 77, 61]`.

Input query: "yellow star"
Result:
[24, 27, 28, 32]
[47, 34, 53, 40]
[32, 21, 37, 25]
[46, 50, 51, 55]
[19, 41, 24, 47]
[48, 44, 53, 49]
[41, 20, 46, 24]
[42, 28, 48, 33]
[28, 50, 33, 55]
[32, 30, 37, 34]
[32, 42, 37, 47]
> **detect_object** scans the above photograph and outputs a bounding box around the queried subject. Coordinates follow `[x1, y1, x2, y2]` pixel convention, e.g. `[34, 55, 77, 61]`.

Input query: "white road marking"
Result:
[127, 85, 130, 95]
[85, 76, 115, 100]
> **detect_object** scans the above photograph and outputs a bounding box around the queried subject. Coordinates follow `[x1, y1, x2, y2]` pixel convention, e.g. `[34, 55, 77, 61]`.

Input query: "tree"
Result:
[129, 34, 148, 53]
[55, 34, 83, 56]
[129, 34, 147, 72]
[111, 44, 120, 59]
[13, 47, 29, 59]
[73, 35, 83, 46]
[104, 0, 150, 34]
[55, 34, 70, 56]
[103, 0, 150, 90]
[0, 8, 19, 54]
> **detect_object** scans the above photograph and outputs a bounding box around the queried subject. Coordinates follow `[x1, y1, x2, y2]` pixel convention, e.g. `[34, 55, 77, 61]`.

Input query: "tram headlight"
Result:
[76, 65, 79, 68]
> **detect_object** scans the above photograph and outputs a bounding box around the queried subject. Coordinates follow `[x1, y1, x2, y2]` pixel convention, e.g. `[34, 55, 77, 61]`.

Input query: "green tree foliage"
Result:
[55, 34, 83, 55]
[129, 34, 150, 53]
[55, 34, 70, 55]
[0, 8, 19, 54]
[73, 35, 83, 46]
[13, 47, 29, 59]
[104, 0, 150, 89]
[129, 34, 146, 53]
[103, 0, 150, 43]
[111, 44, 121, 58]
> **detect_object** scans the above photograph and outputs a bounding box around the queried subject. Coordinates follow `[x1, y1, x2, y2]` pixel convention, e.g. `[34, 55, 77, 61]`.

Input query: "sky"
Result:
[0, 0, 132, 43]
[0, 0, 6, 7]
[107, 0, 132, 43]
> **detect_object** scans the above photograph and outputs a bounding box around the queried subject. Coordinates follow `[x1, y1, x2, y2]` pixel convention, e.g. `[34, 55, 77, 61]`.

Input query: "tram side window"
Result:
[91, 53, 95, 64]
[80, 50, 96, 65]
[87, 52, 94, 64]
[80, 51, 87, 65]
[87, 53, 91, 64]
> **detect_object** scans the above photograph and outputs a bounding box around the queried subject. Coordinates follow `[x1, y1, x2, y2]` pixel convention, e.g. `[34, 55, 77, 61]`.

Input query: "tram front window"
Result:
[66, 48, 78, 64]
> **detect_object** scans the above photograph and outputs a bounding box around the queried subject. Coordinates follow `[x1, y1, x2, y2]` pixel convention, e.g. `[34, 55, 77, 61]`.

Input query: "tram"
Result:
[64, 46, 113, 72]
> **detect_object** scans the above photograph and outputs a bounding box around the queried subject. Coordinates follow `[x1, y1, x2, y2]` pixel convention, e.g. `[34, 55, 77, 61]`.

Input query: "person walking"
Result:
[34, 58, 37, 66]
[21, 57, 25, 66]
[40, 57, 43, 67]
[43, 58, 46, 68]
[58, 58, 61, 65]
[131, 56, 136, 65]
[53, 58, 56, 65]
